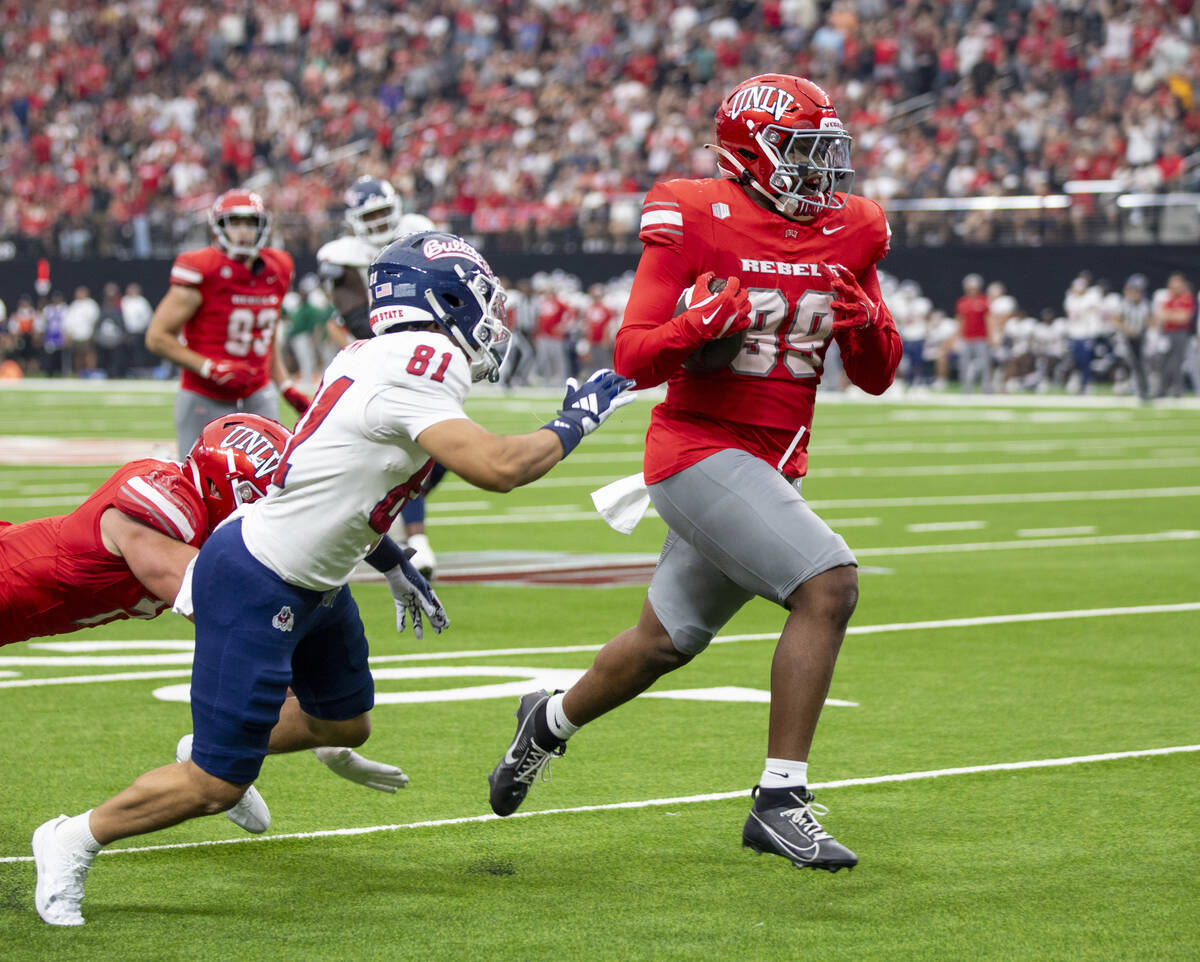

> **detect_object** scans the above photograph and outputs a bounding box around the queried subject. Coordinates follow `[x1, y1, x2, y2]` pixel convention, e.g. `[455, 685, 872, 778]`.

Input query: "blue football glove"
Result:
[543, 368, 637, 456]
[383, 550, 448, 639]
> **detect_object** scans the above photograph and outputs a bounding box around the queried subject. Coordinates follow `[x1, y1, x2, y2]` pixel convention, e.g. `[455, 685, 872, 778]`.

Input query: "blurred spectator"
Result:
[499, 277, 537, 389]
[285, 274, 333, 389]
[64, 286, 99, 375]
[1063, 271, 1103, 393]
[120, 283, 155, 376]
[1154, 271, 1198, 397]
[40, 291, 69, 377]
[985, 281, 1018, 391]
[8, 295, 41, 374]
[955, 273, 991, 393]
[1115, 274, 1153, 401]
[93, 282, 129, 379]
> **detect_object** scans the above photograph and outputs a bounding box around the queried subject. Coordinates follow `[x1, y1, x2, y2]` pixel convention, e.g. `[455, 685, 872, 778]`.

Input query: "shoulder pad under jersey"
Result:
[113, 468, 207, 547]
[317, 235, 375, 270]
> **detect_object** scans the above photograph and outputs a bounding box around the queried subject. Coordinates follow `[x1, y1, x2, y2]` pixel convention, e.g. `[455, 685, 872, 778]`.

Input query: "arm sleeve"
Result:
[834, 263, 903, 396]
[169, 250, 208, 288]
[113, 469, 207, 547]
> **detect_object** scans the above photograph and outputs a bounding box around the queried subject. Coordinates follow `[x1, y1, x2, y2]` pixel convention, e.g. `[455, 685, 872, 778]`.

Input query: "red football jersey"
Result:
[0, 460, 206, 645]
[170, 245, 295, 401]
[617, 178, 900, 483]
[956, 293, 990, 340]
[1160, 292, 1196, 332]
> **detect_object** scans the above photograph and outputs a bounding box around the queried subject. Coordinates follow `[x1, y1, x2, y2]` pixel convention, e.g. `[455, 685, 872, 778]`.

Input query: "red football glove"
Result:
[281, 381, 312, 415]
[677, 272, 752, 344]
[820, 263, 879, 332]
[200, 358, 261, 394]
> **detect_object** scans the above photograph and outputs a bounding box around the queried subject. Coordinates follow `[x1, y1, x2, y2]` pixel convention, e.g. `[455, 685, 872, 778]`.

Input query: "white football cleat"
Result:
[406, 532, 437, 580]
[175, 734, 270, 834]
[32, 816, 95, 926]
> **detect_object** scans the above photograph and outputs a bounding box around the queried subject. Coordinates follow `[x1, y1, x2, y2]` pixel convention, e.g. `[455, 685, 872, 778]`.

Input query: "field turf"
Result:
[0, 381, 1197, 960]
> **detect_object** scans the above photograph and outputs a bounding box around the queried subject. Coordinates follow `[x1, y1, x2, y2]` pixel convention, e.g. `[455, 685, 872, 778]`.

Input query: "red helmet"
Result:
[184, 414, 291, 533]
[710, 74, 853, 218]
[209, 189, 271, 259]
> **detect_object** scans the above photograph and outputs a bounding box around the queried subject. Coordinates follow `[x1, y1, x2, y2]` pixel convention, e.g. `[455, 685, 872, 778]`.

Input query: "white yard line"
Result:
[2, 744, 1194, 864]
[1017, 526, 1097, 537]
[905, 521, 987, 532]
[8, 602, 1195, 687]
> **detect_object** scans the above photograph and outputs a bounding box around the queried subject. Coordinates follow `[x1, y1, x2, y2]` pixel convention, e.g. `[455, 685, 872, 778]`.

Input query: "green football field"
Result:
[0, 381, 1198, 961]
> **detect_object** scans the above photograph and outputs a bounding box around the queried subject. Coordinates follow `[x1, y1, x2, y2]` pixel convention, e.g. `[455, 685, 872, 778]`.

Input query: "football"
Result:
[678, 276, 745, 373]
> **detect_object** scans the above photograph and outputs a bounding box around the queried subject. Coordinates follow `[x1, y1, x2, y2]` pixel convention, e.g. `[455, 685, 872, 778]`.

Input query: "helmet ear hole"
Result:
[737, 148, 758, 161]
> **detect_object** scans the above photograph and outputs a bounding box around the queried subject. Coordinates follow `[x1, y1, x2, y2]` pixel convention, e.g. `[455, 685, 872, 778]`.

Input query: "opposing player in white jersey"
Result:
[318, 175, 441, 576]
[32, 231, 635, 926]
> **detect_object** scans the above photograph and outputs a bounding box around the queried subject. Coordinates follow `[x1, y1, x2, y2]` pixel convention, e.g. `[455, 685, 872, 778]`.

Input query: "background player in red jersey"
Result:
[489, 74, 902, 873]
[0, 414, 291, 646]
[145, 191, 312, 457]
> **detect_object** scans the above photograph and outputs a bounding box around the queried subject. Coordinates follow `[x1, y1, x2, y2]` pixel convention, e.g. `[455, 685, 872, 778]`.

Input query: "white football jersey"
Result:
[240, 330, 471, 590]
[317, 235, 378, 288]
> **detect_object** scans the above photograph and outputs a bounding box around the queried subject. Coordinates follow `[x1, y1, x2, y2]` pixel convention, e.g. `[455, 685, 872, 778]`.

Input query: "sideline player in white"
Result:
[32, 231, 635, 926]
[318, 175, 441, 576]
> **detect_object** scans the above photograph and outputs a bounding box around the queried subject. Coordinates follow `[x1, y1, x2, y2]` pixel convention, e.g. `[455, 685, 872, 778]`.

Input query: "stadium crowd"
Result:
[0, 0, 1198, 259]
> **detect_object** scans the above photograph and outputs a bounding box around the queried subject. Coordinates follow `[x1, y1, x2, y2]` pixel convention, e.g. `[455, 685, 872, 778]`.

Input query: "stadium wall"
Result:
[2, 245, 1197, 317]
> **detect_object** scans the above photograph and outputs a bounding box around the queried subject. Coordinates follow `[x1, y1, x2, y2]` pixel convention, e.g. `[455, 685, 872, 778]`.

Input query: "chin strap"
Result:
[705, 143, 801, 217]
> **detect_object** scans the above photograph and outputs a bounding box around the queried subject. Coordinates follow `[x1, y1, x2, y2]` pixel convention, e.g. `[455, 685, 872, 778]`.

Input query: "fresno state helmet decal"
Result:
[421, 236, 492, 274]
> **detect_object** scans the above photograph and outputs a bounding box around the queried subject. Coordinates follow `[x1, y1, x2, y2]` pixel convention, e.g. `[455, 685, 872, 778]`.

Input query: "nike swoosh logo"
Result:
[767, 771, 791, 779]
[700, 308, 722, 326]
[822, 225, 845, 235]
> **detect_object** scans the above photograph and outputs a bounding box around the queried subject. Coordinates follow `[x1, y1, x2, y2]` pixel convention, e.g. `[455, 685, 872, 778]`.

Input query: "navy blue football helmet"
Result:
[368, 231, 510, 382]
[345, 175, 404, 248]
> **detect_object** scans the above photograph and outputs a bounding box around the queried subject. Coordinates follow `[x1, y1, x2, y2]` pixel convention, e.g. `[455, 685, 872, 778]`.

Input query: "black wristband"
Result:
[541, 410, 587, 457]
[365, 536, 407, 573]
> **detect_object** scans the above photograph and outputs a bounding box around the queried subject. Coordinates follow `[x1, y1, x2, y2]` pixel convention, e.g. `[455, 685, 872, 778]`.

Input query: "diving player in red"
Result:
[145, 190, 311, 458]
[489, 74, 902, 872]
[0, 414, 291, 647]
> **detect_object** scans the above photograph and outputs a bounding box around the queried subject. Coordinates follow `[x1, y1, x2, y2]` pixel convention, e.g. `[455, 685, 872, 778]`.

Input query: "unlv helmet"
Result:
[184, 414, 291, 533]
[367, 231, 510, 383]
[709, 74, 853, 218]
[345, 176, 405, 249]
[209, 190, 271, 259]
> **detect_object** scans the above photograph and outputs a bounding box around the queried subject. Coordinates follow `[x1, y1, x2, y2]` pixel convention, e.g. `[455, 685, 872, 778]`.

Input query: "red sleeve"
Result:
[835, 263, 903, 396]
[169, 248, 211, 288]
[112, 468, 207, 547]
[613, 243, 706, 388]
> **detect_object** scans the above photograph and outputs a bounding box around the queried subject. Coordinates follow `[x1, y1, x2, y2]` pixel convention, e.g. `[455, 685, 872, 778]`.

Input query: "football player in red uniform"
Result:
[490, 75, 902, 872]
[0, 414, 291, 646]
[145, 191, 312, 458]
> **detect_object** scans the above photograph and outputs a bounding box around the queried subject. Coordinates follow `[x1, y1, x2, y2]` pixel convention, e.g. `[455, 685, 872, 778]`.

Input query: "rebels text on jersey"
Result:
[240, 330, 470, 592]
[616, 178, 901, 483]
[0, 461, 206, 645]
[170, 245, 295, 401]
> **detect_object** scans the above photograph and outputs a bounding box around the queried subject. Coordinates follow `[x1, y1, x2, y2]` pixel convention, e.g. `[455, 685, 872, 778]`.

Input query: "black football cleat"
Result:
[488, 689, 565, 816]
[742, 785, 858, 872]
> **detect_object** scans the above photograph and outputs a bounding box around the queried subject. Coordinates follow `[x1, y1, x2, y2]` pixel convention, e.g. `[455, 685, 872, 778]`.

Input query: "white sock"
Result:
[545, 692, 580, 740]
[57, 810, 102, 854]
[759, 758, 808, 790]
